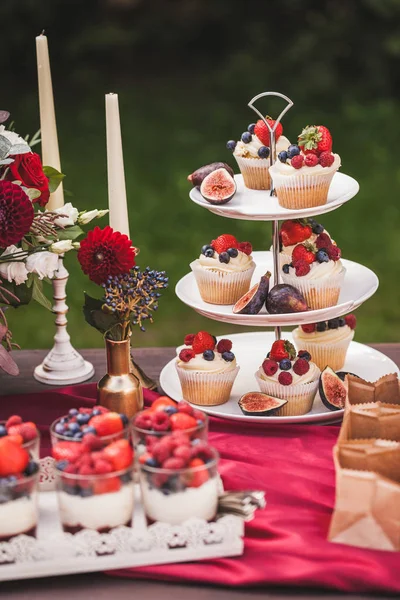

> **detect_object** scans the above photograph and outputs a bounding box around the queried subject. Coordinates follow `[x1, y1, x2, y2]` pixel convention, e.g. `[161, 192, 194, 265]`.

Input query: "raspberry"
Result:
[327, 245, 341, 261]
[173, 445, 192, 464]
[192, 331, 216, 354]
[177, 401, 194, 415]
[238, 241, 253, 256]
[292, 243, 315, 265]
[170, 431, 191, 445]
[315, 233, 332, 249]
[304, 153, 319, 167]
[64, 463, 78, 474]
[81, 434, 104, 452]
[345, 314, 357, 330]
[211, 234, 239, 254]
[216, 339, 232, 353]
[184, 333, 195, 346]
[134, 412, 153, 431]
[6, 415, 22, 428]
[262, 359, 278, 376]
[145, 434, 159, 450]
[152, 411, 170, 432]
[162, 457, 186, 470]
[278, 372, 293, 385]
[319, 151, 335, 167]
[78, 464, 95, 476]
[192, 409, 205, 421]
[179, 348, 195, 362]
[94, 459, 113, 474]
[293, 358, 310, 375]
[19, 423, 37, 442]
[152, 441, 172, 464]
[294, 259, 310, 276]
[301, 323, 316, 333]
[291, 155, 304, 169]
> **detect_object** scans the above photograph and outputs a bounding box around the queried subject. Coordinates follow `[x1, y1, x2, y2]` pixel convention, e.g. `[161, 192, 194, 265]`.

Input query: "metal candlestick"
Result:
[248, 92, 294, 341]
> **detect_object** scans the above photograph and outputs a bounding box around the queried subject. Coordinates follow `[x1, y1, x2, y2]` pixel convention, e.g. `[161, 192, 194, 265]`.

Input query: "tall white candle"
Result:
[105, 93, 130, 238]
[36, 33, 64, 211]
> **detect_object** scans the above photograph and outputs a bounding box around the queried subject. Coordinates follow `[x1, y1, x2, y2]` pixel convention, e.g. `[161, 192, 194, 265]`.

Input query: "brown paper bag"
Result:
[338, 402, 400, 442]
[345, 373, 400, 407]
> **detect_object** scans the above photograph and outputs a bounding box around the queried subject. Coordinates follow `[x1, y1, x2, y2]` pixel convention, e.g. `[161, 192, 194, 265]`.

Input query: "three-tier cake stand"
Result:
[160, 92, 399, 424]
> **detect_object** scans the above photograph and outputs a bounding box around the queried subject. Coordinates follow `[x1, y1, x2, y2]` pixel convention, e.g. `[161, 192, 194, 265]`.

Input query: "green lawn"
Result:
[3, 77, 400, 352]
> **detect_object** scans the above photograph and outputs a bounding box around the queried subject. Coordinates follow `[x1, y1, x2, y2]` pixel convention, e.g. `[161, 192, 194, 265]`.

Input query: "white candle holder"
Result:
[34, 257, 94, 385]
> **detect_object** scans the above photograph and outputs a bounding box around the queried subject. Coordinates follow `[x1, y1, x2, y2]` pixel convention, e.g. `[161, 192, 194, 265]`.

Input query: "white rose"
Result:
[26, 251, 59, 280]
[50, 240, 74, 254]
[78, 208, 109, 225]
[0, 245, 29, 285]
[53, 202, 79, 227]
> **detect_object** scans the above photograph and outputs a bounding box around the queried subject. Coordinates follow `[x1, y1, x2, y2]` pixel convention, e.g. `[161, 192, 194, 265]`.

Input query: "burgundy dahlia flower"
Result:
[0, 181, 34, 248]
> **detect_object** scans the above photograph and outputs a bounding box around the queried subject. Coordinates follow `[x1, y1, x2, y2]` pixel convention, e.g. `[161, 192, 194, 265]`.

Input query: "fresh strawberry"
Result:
[179, 349, 195, 362]
[292, 243, 315, 265]
[319, 151, 335, 167]
[211, 234, 239, 254]
[293, 358, 310, 376]
[216, 339, 232, 353]
[184, 333, 196, 346]
[152, 411, 170, 432]
[162, 457, 186, 470]
[238, 241, 253, 255]
[187, 458, 209, 488]
[90, 412, 124, 437]
[298, 125, 332, 156]
[0, 439, 30, 476]
[294, 259, 311, 276]
[291, 155, 304, 169]
[5, 415, 22, 428]
[254, 117, 283, 146]
[278, 372, 293, 386]
[270, 340, 296, 362]
[52, 441, 84, 463]
[151, 396, 177, 412]
[6, 434, 24, 445]
[315, 232, 332, 250]
[327, 245, 341, 261]
[304, 153, 319, 167]
[19, 423, 38, 442]
[93, 458, 114, 474]
[301, 323, 316, 333]
[345, 314, 357, 330]
[262, 359, 279, 376]
[170, 412, 198, 431]
[94, 476, 121, 495]
[280, 220, 312, 247]
[192, 331, 216, 354]
[103, 439, 133, 471]
[7, 424, 23, 437]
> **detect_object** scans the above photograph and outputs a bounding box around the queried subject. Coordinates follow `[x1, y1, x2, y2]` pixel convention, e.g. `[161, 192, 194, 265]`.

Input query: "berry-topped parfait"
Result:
[132, 398, 208, 457]
[0, 415, 40, 460]
[138, 432, 219, 525]
[53, 436, 134, 533]
[292, 314, 357, 371]
[176, 331, 240, 406]
[0, 437, 40, 541]
[190, 233, 255, 305]
[227, 116, 290, 190]
[269, 124, 340, 209]
[255, 339, 320, 416]
[280, 230, 345, 310]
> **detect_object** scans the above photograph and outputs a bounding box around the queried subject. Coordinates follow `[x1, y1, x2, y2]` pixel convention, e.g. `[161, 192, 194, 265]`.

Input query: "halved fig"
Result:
[233, 272, 271, 315]
[188, 162, 234, 188]
[200, 168, 236, 205]
[319, 366, 347, 411]
[238, 392, 287, 416]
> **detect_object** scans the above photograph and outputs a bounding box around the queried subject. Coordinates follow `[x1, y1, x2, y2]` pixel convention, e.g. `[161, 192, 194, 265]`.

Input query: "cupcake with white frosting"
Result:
[227, 117, 290, 190]
[292, 314, 356, 371]
[269, 124, 340, 209]
[255, 339, 320, 416]
[280, 232, 345, 310]
[279, 218, 333, 266]
[176, 331, 239, 406]
[190, 234, 256, 305]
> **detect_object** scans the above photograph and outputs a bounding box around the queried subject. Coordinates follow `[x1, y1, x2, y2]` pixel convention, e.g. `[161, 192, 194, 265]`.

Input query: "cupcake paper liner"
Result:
[280, 267, 346, 310]
[255, 368, 319, 416]
[292, 329, 355, 372]
[234, 156, 271, 190]
[176, 364, 240, 406]
[190, 260, 255, 305]
[270, 169, 337, 209]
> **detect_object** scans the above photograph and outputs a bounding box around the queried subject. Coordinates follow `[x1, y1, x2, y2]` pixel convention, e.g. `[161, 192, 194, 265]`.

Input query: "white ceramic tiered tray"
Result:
[160, 332, 399, 425]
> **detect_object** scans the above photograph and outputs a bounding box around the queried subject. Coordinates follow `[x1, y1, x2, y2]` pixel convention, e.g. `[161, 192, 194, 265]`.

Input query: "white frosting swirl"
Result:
[258, 360, 320, 385]
[234, 135, 291, 160]
[269, 152, 341, 176]
[176, 347, 237, 373]
[194, 250, 254, 273]
[285, 259, 344, 280]
[293, 325, 354, 344]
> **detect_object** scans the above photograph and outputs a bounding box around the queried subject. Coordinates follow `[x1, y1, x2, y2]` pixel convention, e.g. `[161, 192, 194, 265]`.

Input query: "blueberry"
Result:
[120, 413, 129, 426]
[56, 460, 69, 471]
[82, 426, 96, 436]
[201, 244, 213, 255]
[282, 264, 290, 274]
[77, 413, 90, 426]
[278, 151, 288, 163]
[241, 131, 252, 144]
[279, 358, 292, 371]
[60, 417, 68, 424]
[0, 425, 7, 437]
[258, 146, 270, 159]
[287, 144, 301, 158]
[145, 457, 159, 468]
[24, 461, 39, 476]
[203, 350, 215, 361]
[69, 409, 78, 416]
[55, 423, 65, 435]
[63, 430, 74, 438]
[338, 317, 346, 327]
[204, 247, 215, 258]
[79, 487, 94, 498]
[164, 406, 178, 415]
[7, 475, 17, 484]
[316, 249, 330, 263]
[73, 431, 84, 439]
[316, 321, 327, 332]
[197, 419, 204, 426]
[68, 422, 80, 434]
[226, 140, 237, 152]
[92, 408, 101, 416]
[227, 247, 238, 258]
[298, 350, 312, 361]
[328, 318, 340, 329]
[219, 252, 230, 264]
[120, 472, 132, 484]
[312, 223, 324, 235]
[248, 123, 256, 134]
[222, 351, 235, 362]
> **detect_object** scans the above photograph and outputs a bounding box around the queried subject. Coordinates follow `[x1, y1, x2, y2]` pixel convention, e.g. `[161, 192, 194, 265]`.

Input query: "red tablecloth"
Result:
[1, 384, 399, 594]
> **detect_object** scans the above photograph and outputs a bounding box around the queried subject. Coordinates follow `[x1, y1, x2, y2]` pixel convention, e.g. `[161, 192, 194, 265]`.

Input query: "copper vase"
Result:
[97, 338, 144, 418]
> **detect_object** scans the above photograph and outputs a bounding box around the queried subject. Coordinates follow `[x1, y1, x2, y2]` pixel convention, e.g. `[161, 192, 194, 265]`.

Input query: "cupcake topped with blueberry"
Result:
[227, 117, 290, 190]
[279, 218, 332, 261]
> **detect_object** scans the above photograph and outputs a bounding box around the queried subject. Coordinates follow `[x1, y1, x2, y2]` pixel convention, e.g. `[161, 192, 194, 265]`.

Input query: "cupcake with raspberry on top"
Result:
[190, 234, 255, 305]
[279, 218, 333, 266]
[292, 314, 356, 372]
[269, 125, 340, 209]
[255, 339, 320, 416]
[280, 231, 345, 310]
[176, 331, 239, 406]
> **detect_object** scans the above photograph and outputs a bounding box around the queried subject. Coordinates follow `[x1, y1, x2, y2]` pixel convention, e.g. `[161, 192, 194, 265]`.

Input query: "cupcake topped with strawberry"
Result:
[279, 218, 332, 260]
[274, 125, 340, 173]
[197, 234, 253, 271]
[281, 231, 342, 278]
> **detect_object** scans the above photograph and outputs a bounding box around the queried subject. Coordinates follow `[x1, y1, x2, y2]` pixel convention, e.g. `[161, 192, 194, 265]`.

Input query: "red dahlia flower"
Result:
[78, 225, 136, 284]
[0, 181, 34, 248]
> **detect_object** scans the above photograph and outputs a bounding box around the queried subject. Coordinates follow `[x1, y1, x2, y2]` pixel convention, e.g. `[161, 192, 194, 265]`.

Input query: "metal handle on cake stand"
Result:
[248, 92, 294, 341]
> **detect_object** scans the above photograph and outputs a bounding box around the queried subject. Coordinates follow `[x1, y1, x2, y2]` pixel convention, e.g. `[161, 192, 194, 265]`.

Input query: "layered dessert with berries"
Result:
[227, 117, 290, 190]
[132, 398, 207, 457]
[50, 406, 130, 447]
[280, 231, 345, 310]
[138, 431, 219, 525]
[176, 331, 239, 406]
[190, 234, 255, 305]
[0, 437, 40, 541]
[269, 125, 340, 209]
[0, 415, 40, 460]
[255, 340, 320, 416]
[292, 314, 356, 371]
[53, 437, 134, 533]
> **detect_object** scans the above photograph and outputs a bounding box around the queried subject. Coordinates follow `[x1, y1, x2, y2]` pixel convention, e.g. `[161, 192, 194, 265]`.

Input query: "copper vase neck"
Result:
[105, 338, 130, 375]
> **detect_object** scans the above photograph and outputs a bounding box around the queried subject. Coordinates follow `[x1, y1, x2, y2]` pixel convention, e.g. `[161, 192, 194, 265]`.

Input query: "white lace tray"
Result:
[0, 458, 245, 582]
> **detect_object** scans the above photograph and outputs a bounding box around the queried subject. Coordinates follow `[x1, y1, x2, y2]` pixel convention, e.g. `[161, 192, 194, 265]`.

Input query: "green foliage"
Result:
[58, 225, 84, 241]
[32, 277, 52, 311]
[42, 165, 65, 193]
[0, 279, 32, 307]
[83, 292, 122, 340]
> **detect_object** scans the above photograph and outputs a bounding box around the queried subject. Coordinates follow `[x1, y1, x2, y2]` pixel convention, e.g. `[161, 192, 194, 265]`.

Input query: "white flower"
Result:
[0, 245, 29, 285]
[26, 251, 59, 280]
[0, 125, 31, 153]
[53, 203, 79, 227]
[78, 208, 109, 225]
[50, 240, 74, 254]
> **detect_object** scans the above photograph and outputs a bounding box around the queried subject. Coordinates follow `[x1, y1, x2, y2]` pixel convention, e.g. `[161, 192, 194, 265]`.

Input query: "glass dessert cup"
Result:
[0, 421, 40, 461]
[139, 448, 219, 526]
[50, 415, 131, 449]
[0, 470, 40, 542]
[55, 465, 135, 534]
